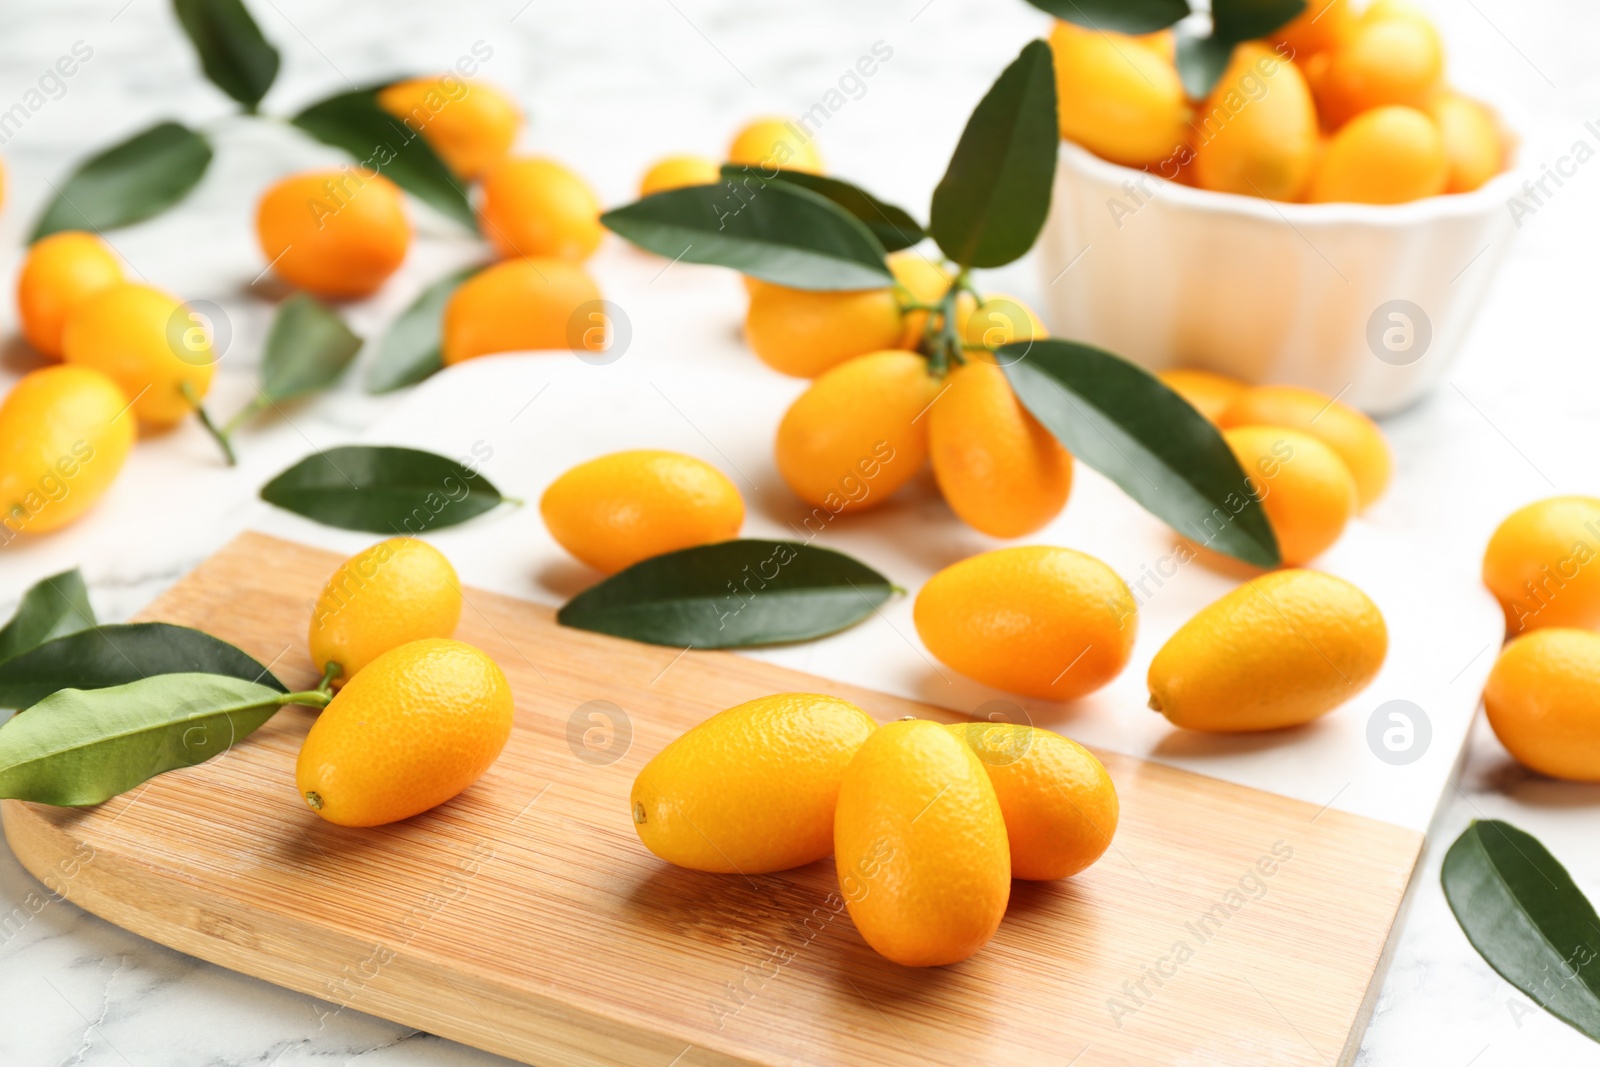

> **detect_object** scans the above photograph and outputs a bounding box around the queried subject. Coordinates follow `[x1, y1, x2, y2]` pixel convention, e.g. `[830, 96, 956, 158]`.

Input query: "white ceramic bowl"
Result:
[1036, 140, 1523, 415]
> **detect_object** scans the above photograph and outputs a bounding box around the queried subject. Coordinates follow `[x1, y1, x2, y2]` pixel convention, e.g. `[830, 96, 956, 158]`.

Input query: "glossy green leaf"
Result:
[258, 294, 363, 402]
[0, 673, 297, 806]
[720, 165, 924, 253]
[1000, 339, 1280, 567]
[366, 264, 482, 394]
[930, 39, 1059, 269]
[1443, 820, 1600, 1044]
[0, 570, 95, 665]
[291, 86, 476, 230]
[32, 122, 214, 241]
[260, 445, 504, 533]
[558, 540, 893, 648]
[0, 622, 286, 710]
[1176, 28, 1237, 99]
[1018, 0, 1189, 33]
[601, 182, 893, 291]
[1212, 0, 1305, 44]
[172, 0, 281, 111]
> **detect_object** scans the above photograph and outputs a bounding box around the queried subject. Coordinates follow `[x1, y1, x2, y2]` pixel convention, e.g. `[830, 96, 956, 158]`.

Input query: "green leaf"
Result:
[601, 182, 893, 291]
[1018, 0, 1188, 34]
[1443, 820, 1600, 1044]
[366, 264, 482, 394]
[929, 39, 1059, 270]
[32, 121, 214, 241]
[558, 540, 893, 649]
[0, 623, 286, 710]
[1175, 29, 1237, 99]
[260, 445, 505, 533]
[291, 86, 476, 230]
[0, 570, 96, 665]
[172, 0, 281, 111]
[1212, 0, 1305, 44]
[258, 294, 363, 402]
[0, 673, 293, 806]
[1000, 339, 1280, 567]
[720, 165, 924, 253]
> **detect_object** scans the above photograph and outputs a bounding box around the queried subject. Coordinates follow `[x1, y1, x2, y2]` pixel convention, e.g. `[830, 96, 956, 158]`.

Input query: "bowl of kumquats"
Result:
[1035, 1, 1521, 416]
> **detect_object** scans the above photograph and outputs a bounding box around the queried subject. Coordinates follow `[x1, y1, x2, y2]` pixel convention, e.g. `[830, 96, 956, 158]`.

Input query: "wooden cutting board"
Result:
[4, 532, 1420, 1067]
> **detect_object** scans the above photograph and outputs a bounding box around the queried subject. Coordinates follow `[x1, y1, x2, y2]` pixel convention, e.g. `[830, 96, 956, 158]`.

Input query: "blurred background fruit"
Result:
[255, 170, 410, 298]
[0, 365, 134, 535]
[745, 283, 906, 378]
[61, 282, 213, 428]
[727, 117, 823, 174]
[1158, 368, 1247, 423]
[1307, 105, 1447, 204]
[441, 257, 601, 365]
[638, 154, 721, 197]
[1482, 496, 1600, 635]
[17, 232, 122, 358]
[1192, 43, 1318, 202]
[377, 77, 521, 180]
[478, 156, 603, 261]
[1048, 20, 1188, 168]
[1219, 384, 1392, 509]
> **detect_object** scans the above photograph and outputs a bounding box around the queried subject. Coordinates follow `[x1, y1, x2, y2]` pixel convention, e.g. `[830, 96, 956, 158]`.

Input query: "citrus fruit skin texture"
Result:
[775, 351, 940, 515]
[377, 77, 521, 180]
[1192, 43, 1319, 202]
[928, 360, 1072, 538]
[1307, 105, 1446, 204]
[1158, 368, 1247, 424]
[479, 156, 603, 262]
[255, 170, 411, 299]
[1220, 385, 1391, 510]
[540, 450, 744, 574]
[1197, 426, 1356, 568]
[0, 365, 134, 536]
[727, 118, 823, 174]
[61, 283, 214, 428]
[834, 719, 1010, 967]
[1314, 15, 1444, 128]
[1049, 20, 1189, 168]
[631, 693, 876, 874]
[639, 154, 721, 197]
[17, 232, 122, 358]
[914, 546, 1137, 702]
[1149, 568, 1387, 732]
[1483, 629, 1600, 781]
[297, 638, 513, 827]
[946, 722, 1117, 880]
[308, 537, 463, 687]
[440, 258, 601, 365]
[1482, 496, 1600, 635]
[1429, 93, 1502, 194]
[745, 284, 905, 379]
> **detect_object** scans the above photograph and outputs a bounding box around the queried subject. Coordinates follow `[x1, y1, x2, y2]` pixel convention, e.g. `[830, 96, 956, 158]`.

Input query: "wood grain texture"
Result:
[3, 532, 1421, 1066]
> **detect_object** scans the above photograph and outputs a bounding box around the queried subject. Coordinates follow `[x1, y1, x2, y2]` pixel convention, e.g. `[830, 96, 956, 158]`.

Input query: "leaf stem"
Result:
[317, 661, 341, 694]
[221, 395, 269, 438]
[185, 384, 238, 467]
[281, 688, 333, 711]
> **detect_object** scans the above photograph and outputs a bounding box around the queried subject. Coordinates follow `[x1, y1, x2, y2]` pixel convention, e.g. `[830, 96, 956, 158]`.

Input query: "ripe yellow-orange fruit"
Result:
[297, 638, 513, 827]
[639, 154, 721, 197]
[1196, 426, 1356, 567]
[377, 77, 521, 180]
[540, 450, 744, 574]
[255, 170, 410, 299]
[61, 283, 214, 427]
[1273, 0, 1356, 57]
[958, 294, 1046, 357]
[1429, 93, 1503, 194]
[727, 117, 822, 174]
[1482, 496, 1600, 635]
[775, 351, 940, 514]
[1192, 43, 1319, 202]
[441, 258, 602, 365]
[914, 546, 1136, 701]
[17, 232, 122, 358]
[1158, 368, 1247, 423]
[1220, 384, 1392, 509]
[928, 360, 1072, 537]
[1483, 629, 1600, 781]
[1307, 106, 1447, 204]
[307, 537, 462, 687]
[946, 722, 1117, 880]
[834, 719, 1010, 966]
[1149, 569, 1387, 731]
[1314, 18, 1444, 128]
[1049, 20, 1190, 168]
[478, 156, 603, 261]
[631, 693, 876, 873]
[744, 284, 905, 378]
[0, 365, 134, 536]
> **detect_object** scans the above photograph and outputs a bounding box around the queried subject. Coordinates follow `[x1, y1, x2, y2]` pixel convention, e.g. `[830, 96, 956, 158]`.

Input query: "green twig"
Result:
[317, 661, 341, 695]
[184, 383, 237, 467]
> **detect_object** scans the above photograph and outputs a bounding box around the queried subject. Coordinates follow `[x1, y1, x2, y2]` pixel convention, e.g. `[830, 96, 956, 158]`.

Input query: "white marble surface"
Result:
[0, 0, 1598, 1064]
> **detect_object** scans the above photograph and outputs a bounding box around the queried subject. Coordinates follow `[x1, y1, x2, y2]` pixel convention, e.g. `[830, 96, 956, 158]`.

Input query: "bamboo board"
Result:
[4, 531, 1420, 1066]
